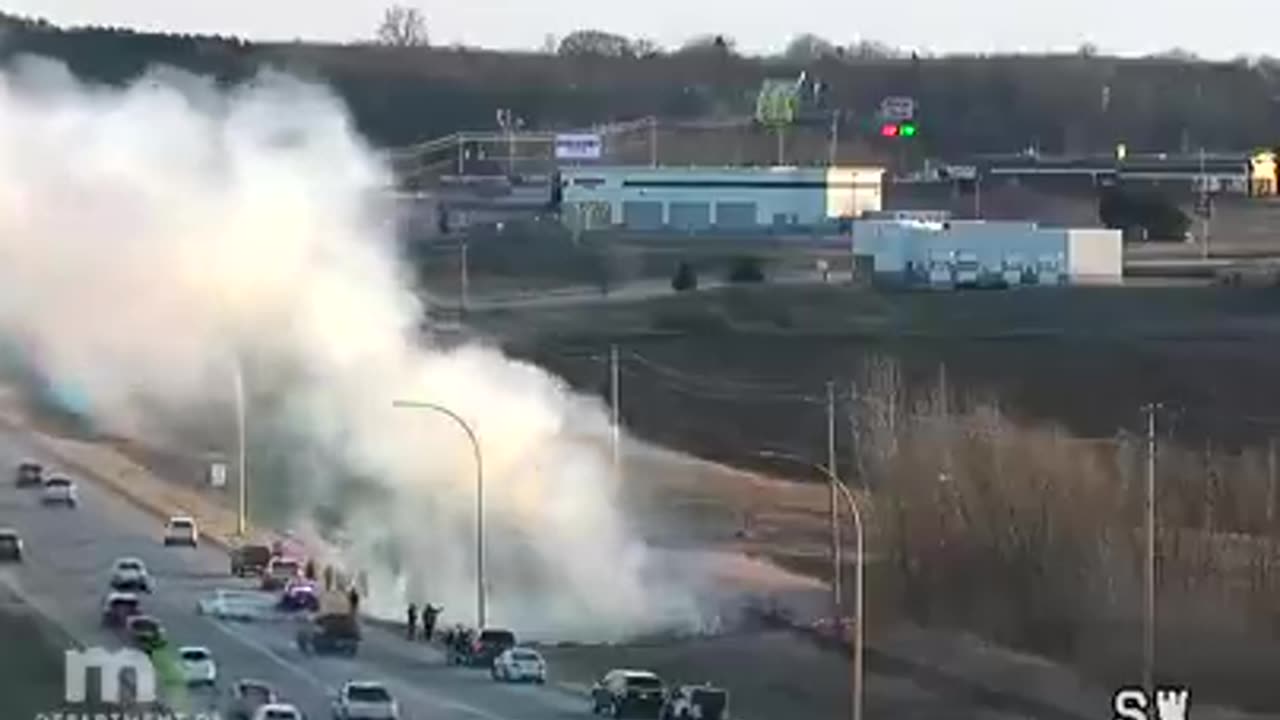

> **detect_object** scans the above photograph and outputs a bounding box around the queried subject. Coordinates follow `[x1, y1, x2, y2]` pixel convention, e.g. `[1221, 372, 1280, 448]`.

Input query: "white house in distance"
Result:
[558, 165, 885, 232]
[852, 219, 1123, 286]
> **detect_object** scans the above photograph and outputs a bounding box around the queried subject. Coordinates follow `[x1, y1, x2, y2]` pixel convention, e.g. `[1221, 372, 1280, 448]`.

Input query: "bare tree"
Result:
[784, 33, 838, 62]
[376, 5, 428, 47]
[631, 37, 662, 58]
[677, 34, 736, 56]
[557, 29, 634, 57]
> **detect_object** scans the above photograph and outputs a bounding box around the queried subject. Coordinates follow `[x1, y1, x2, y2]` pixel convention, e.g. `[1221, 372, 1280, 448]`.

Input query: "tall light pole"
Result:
[1142, 402, 1161, 696]
[392, 399, 487, 629]
[758, 449, 864, 720]
[826, 381, 842, 613]
[232, 355, 247, 537]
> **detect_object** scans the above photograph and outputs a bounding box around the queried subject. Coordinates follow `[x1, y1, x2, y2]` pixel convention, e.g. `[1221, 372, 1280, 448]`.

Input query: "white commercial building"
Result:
[559, 165, 884, 232]
[852, 219, 1123, 287]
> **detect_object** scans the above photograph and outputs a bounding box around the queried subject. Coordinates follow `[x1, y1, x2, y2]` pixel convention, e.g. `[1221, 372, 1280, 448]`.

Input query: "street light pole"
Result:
[393, 399, 487, 629]
[758, 450, 864, 720]
[232, 355, 247, 537]
[1142, 402, 1161, 696]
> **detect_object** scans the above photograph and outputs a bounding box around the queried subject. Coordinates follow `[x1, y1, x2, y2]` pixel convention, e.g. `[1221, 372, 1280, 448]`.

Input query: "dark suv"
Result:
[15, 461, 42, 488]
[125, 615, 167, 653]
[469, 628, 516, 667]
[591, 669, 665, 718]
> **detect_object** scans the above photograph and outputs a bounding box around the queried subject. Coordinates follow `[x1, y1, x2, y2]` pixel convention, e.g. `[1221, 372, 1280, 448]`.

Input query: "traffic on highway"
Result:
[0, 441, 732, 720]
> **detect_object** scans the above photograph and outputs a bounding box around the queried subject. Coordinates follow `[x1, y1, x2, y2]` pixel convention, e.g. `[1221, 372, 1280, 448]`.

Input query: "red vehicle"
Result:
[260, 557, 302, 591]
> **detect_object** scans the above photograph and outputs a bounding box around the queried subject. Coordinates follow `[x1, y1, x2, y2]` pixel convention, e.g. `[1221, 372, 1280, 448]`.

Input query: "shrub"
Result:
[726, 256, 766, 284]
[671, 261, 698, 292]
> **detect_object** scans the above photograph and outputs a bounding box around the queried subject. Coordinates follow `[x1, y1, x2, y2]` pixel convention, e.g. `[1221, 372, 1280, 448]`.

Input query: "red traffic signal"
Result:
[880, 122, 917, 138]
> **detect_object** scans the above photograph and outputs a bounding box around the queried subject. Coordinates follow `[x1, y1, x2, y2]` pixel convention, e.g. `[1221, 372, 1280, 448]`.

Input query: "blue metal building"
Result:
[558, 166, 884, 232]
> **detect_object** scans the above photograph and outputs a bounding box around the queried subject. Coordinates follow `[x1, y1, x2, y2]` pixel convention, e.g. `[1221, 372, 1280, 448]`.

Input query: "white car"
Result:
[197, 589, 277, 621]
[332, 681, 399, 720]
[178, 646, 217, 686]
[109, 557, 153, 593]
[41, 476, 77, 507]
[164, 516, 199, 546]
[492, 647, 547, 683]
[252, 704, 303, 720]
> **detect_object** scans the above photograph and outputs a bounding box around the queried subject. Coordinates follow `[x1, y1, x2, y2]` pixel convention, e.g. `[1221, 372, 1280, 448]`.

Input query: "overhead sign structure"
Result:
[554, 133, 602, 160]
[879, 96, 916, 122]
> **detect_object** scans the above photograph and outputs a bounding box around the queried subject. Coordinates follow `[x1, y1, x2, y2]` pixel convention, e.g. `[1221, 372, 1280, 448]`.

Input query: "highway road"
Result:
[0, 430, 589, 720]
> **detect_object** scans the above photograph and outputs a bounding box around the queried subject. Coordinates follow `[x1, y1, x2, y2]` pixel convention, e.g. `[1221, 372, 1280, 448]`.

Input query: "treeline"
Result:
[2, 12, 1279, 156]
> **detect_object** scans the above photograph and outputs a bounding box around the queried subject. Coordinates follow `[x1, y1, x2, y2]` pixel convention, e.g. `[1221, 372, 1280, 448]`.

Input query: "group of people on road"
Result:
[441, 624, 476, 663]
[406, 602, 442, 642]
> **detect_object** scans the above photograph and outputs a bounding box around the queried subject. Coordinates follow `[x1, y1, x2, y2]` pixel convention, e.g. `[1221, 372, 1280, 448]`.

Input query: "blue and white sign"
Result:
[554, 133, 602, 160]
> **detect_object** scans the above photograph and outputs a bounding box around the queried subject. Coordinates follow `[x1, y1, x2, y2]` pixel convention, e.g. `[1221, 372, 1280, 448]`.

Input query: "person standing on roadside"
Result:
[406, 603, 418, 641]
[422, 604, 440, 642]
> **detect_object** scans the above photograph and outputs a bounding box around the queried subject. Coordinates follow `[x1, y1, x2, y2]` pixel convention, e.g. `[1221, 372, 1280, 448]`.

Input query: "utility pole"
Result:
[649, 117, 658, 168]
[1142, 402, 1161, 696]
[610, 345, 621, 473]
[1198, 147, 1211, 259]
[828, 110, 840, 166]
[1268, 437, 1276, 528]
[460, 240, 470, 314]
[827, 380, 842, 613]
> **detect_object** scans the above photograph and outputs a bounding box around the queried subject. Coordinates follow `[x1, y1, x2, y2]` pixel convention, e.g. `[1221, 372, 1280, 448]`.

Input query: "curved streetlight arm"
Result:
[392, 399, 487, 629]
[757, 449, 864, 720]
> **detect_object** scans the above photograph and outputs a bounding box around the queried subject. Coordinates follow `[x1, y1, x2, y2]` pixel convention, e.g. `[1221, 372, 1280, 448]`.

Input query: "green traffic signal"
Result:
[899, 122, 917, 137]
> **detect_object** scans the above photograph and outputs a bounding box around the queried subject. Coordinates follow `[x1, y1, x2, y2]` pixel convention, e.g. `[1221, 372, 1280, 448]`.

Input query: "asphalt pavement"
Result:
[0, 429, 590, 720]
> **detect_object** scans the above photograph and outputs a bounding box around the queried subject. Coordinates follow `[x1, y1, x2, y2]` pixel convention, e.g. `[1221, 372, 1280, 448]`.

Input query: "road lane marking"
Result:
[202, 616, 329, 693]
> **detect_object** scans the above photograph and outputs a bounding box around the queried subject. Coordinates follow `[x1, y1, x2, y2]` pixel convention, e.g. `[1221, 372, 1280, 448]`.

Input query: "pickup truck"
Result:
[296, 612, 360, 657]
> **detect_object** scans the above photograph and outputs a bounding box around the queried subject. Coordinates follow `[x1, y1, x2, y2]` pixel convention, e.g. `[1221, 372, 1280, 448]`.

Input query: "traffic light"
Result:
[880, 121, 917, 138]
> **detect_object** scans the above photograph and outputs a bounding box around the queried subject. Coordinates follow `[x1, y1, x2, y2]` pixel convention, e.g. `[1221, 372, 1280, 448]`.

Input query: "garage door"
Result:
[715, 202, 757, 229]
[669, 202, 711, 231]
[622, 201, 663, 230]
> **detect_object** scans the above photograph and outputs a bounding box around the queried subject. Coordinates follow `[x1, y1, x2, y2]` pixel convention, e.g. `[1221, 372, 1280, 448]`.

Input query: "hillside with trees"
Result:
[0, 10, 1278, 157]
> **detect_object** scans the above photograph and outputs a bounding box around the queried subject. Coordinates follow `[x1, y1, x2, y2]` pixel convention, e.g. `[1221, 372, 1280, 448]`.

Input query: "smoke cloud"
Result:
[0, 55, 710, 640]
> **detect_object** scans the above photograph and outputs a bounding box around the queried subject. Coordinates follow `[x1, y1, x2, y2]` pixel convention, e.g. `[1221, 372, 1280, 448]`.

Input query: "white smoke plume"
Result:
[0, 55, 711, 640]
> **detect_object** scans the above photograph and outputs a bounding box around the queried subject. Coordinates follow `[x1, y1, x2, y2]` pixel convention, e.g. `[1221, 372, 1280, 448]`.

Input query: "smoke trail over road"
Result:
[0, 56, 708, 640]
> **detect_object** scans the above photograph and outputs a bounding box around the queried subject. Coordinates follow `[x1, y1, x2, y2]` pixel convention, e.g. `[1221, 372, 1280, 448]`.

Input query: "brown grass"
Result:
[852, 356, 1280, 712]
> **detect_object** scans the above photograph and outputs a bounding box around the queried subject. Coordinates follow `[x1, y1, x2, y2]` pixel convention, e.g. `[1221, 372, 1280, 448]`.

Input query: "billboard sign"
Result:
[554, 133, 602, 160]
[208, 461, 227, 488]
[756, 79, 800, 126]
[879, 96, 916, 122]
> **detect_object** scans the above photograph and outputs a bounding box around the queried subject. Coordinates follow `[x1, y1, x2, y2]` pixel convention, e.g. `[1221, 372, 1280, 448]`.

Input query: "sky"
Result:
[2, 0, 1275, 58]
